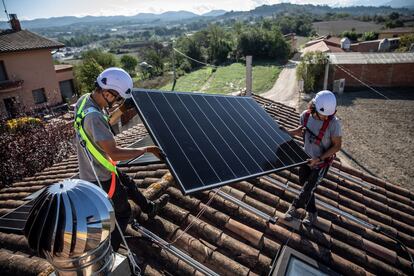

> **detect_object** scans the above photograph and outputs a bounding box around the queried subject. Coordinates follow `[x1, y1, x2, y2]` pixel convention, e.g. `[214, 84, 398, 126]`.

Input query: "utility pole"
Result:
[2, 0, 9, 21]
[246, 55, 252, 96]
[323, 56, 330, 90]
[171, 40, 177, 91]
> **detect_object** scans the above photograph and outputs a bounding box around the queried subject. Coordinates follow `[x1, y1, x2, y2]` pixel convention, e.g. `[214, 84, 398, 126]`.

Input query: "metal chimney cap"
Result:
[24, 179, 115, 259]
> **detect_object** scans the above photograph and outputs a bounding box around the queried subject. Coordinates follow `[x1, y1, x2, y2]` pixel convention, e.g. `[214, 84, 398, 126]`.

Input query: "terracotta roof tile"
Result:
[0, 95, 413, 275]
[0, 30, 64, 53]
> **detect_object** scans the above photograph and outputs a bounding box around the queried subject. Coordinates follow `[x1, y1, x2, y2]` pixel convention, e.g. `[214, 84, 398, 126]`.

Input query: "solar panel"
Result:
[132, 89, 309, 194]
[0, 199, 35, 234]
[117, 135, 161, 167]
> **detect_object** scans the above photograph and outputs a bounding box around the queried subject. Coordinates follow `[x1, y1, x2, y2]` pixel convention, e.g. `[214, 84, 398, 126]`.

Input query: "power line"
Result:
[334, 63, 391, 100]
[173, 47, 218, 68]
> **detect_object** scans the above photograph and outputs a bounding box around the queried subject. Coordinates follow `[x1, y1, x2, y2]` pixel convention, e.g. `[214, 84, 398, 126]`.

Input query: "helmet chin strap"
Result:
[103, 92, 116, 109]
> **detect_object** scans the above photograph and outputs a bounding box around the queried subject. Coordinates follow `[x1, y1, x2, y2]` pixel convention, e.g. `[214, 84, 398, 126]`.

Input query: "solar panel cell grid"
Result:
[133, 90, 309, 194]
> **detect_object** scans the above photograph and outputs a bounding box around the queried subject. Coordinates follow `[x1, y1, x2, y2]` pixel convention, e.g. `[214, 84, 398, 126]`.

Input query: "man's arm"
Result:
[97, 139, 163, 161]
[308, 136, 342, 167]
[285, 126, 304, 137]
[320, 136, 342, 160]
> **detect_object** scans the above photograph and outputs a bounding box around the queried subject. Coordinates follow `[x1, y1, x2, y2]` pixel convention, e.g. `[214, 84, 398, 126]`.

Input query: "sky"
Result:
[1, 0, 387, 20]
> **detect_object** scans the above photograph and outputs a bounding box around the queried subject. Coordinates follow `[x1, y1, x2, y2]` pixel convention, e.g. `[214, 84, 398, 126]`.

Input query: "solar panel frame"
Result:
[0, 199, 35, 234]
[117, 135, 161, 167]
[132, 89, 309, 194]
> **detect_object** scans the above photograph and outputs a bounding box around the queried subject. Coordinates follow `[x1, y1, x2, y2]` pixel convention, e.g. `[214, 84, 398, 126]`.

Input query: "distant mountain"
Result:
[202, 10, 227, 17]
[385, 0, 414, 8]
[0, 11, 199, 29]
[218, 2, 412, 20]
[1, 3, 411, 31]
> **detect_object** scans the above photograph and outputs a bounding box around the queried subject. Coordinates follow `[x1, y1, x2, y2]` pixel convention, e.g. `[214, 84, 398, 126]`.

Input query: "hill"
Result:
[0, 3, 411, 30]
[219, 3, 412, 20]
[202, 10, 227, 17]
[0, 10, 199, 29]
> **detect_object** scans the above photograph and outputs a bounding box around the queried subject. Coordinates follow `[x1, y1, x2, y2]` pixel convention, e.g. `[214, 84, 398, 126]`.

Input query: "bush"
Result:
[75, 58, 104, 95]
[362, 31, 378, 41]
[396, 34, 414, 52]
[120, 54, 138, 75]
[341, 30, 359, 42]
[0, 118, 75, 188]
[296, 51, 327, 93]
[6, 117, 42, 132]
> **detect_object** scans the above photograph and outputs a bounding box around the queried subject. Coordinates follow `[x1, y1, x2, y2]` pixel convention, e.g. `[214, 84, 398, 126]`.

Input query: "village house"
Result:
[0, 15, 75, 118]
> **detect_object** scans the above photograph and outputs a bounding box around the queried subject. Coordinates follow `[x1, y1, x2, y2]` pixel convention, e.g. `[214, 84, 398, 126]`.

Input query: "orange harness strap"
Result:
[107, 160, 117, 198]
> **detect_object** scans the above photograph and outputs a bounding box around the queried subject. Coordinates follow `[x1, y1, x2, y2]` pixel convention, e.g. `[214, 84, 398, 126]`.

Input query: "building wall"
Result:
[379, 32, 413, 39]
[329, 63, 414, 89]
[56, 68, 74, 83]
[0, 49, 63, 116]
[350, 42, 379, 52]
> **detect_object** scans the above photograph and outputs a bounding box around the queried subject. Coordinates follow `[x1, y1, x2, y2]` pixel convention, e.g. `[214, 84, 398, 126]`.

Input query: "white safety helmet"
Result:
[313, 90, 337, 116]
[96, 67, 133, 99]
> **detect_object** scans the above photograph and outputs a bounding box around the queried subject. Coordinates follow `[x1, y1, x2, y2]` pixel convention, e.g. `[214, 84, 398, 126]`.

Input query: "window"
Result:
[270, 246, 340, 276]
[285, 256, 329, 276]
[0, 61, 7, 82]
[59, 79, 75, 100]
[32, 88, 47, 104]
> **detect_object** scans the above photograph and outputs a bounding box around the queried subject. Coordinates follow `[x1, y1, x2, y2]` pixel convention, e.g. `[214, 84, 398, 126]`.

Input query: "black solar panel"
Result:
[132, 89, 309, 194]
[117, 135, 160, 167]
[0, 200, 35, 234]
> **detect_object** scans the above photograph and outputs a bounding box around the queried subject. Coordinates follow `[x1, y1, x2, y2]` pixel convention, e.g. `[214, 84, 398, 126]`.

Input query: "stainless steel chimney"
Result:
[24, 179, 116, 275]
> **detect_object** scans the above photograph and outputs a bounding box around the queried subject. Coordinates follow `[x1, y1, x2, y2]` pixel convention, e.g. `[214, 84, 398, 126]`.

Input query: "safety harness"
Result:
[303, 110, 335, 168]
[74, 94, 118, 198]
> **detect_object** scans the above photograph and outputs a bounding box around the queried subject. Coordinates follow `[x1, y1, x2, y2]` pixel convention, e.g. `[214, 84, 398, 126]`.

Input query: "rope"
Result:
[167, 187, 221, 245]
[79, 135, 141, 276]
[334, 64, 390, 100]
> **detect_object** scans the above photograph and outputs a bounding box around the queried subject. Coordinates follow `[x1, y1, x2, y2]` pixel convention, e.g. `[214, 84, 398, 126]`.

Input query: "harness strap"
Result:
[74, 94, 118, 198]
[303, 110, 335, 168]
[303, 111, 332, 146]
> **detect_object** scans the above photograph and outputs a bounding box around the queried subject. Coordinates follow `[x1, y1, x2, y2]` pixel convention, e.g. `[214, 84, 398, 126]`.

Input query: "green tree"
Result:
[120, 55, 138, 75]
[207, 24, 232, 64]
[296, 52, 327, 93]
[362, 31, 378, 41]
[341, 30, 358, 42]
[175, 36, 205, 70]
[81, 49, 118, 68]
[396, 34, 414, 52]
[141, 48, 164, 77]
[75, 58, 104, 95]
[236, 26, 290, 61]
[389, 12, 399, 20]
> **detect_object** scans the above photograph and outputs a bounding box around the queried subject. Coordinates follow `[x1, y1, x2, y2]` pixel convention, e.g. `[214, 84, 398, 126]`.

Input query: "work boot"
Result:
[303, 212, 317, 227]
[284, 205, 298, 221]
[147, 194, 170, 218]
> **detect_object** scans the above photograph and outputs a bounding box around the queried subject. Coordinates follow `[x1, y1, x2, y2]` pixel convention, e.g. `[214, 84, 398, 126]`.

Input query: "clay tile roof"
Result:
[0, 30, 64, 53]
[302, 41, 344, 55]
[54, 64, 73, 72]
[0, 95, 413, 275]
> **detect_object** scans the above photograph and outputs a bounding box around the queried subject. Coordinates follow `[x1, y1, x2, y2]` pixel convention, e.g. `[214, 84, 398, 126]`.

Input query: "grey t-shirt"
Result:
[300, 111, 342, 159]
[75, 94, 114, 182]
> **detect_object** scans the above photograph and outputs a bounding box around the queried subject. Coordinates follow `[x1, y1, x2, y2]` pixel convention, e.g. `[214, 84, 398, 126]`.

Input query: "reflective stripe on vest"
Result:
[74, 94, 118, 198]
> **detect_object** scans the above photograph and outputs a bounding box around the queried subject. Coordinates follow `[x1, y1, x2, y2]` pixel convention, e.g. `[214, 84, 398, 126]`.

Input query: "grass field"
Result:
[313, 20, 383, 36]
[159, 62, 281, 94]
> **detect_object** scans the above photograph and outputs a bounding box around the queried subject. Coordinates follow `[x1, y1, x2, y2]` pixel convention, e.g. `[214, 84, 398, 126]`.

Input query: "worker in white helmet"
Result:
[74, 67, 169, 251]
[284, 90, 342, 226]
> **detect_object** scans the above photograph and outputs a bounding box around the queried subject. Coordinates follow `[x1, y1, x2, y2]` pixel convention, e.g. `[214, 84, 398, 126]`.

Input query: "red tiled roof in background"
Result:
[0, 95, 413, 275]
[0, 30, 64, 53]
